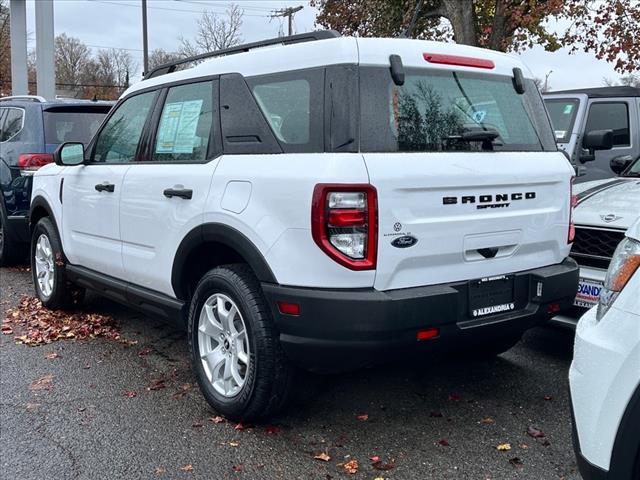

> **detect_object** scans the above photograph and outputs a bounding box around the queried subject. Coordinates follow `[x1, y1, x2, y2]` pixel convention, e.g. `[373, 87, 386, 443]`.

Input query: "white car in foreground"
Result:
[569, 217, 640, 480]
[552, 156, 640, 328]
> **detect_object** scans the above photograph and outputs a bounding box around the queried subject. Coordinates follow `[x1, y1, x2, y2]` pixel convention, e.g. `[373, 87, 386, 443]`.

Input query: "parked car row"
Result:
[1, 31, 638, 480]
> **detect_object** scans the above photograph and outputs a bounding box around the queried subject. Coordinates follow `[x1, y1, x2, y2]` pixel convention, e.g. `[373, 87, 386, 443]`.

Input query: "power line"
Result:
[88, 0, 271, 17]
[270, 5, 303, 36]
[174, 0, 275, 12]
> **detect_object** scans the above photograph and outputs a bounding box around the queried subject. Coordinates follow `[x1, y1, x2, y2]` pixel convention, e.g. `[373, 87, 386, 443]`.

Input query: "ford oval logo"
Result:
[391, 235, 418, 248]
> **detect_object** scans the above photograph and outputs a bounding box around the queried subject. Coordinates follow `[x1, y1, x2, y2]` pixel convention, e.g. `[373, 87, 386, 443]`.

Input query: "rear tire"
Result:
[31, 217, 81, 309]
[188, 264, 293, 422]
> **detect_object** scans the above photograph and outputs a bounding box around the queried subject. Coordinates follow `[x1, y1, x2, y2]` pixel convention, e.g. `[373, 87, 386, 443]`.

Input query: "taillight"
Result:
[18, 153, 53, 176]
[568, 176, 576, 243]
[311, 184, 377, 270]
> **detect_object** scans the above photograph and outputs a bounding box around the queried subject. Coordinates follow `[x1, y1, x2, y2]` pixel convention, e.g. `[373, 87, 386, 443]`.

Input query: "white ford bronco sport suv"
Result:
[29, 31, 579, 420]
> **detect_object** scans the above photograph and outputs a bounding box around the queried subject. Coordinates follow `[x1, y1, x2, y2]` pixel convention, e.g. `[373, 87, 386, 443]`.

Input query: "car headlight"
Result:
[596, 236, 640, 320]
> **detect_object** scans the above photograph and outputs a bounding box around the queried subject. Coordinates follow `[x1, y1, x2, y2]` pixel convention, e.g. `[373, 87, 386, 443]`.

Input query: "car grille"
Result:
[570, 226, 626, 270]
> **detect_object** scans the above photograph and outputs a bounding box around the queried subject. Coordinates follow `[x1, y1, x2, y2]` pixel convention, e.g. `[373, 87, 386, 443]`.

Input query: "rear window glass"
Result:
[44, 110, 109, 145]
[360, 67, 556, 153]
[544, 99, 579, 143]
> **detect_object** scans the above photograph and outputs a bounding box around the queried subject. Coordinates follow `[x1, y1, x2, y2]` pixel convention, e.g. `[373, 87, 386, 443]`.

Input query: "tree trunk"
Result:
[441, 0, 478, 46]
[488, 0, 509, 51]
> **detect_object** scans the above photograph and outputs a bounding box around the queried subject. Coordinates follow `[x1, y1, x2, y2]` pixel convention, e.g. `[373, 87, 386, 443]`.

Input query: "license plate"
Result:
[574, 278, 604, 308]
[469, 275, 515, 318]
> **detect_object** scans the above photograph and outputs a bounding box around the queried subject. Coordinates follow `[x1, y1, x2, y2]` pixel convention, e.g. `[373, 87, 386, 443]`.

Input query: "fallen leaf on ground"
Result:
[4, 295, 121, 346]
[496, 443, 512, 451]
[25, 402, 40, 411]
[543, 395, 553, 401]
[527, 425, 545, 438]
[370, 455, 380, 462]
[209, 416, 225, 424]
[174, 383, 193, 398]
[232, 464, 243, 472]
[179, 464, 194, 472]
[314, 452, 331, 462]
[30, 374, 54, 391]
[356, 413, 369, 421]
[45, 351, 60, 359]
[123, 390, 137, 398]
[265, 425, 281, 435]
[509, 457, 524, 467]
[519, 443, 529, 449]
[154, 467, 165, 475]
[192, 422, 203, 428]
[234, 422, 249, 431]
[481, 417, 495, 424]
[342, 460, 358, 474]
[229, 441, 240, 447]
[372, 460, 395, 471]
[541, 439, 551, 447]
[438, 439, 450, 447]
[138, 347, 153, 356]
[147, 378, 166, 391]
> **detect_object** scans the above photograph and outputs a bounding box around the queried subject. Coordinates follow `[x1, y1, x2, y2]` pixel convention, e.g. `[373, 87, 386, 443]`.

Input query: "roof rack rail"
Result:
[0, 95, 47, 103]
[144, 30, 341, 80]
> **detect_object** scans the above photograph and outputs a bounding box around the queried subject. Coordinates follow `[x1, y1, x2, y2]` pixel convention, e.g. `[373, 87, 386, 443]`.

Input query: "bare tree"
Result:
[0, 0, 10, 96]
[148, 48, 181, 70]
[179, 4, 243, 57]
[602, 74, 640, 88]
[532, 77, 551, 93]
[55, 33, 91, 87]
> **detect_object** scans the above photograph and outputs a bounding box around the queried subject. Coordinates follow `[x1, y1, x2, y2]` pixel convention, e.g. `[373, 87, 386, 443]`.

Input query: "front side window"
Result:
[584, 102, 630, 147]
[247, 69, 323, 152]
[1, 108, 25, 142]
[544, 98, 580, 143]
[93, 91, 156, 163]
[360, 67, 556, 153]
[153, 81, 213, 162]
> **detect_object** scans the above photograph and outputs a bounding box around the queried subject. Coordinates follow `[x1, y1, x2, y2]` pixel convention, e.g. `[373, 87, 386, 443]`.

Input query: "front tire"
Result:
[188, 264, 293, 421]
[31, 217, 78, 309]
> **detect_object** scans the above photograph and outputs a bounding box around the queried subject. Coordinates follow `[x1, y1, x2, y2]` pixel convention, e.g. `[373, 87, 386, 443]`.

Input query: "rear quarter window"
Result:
[0, 107, 25, 142]
[43, 108, 110, 146]
[544, 99, 579, 143]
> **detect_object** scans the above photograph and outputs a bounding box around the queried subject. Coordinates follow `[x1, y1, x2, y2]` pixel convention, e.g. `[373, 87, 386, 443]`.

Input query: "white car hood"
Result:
[574, 178, 640, 229]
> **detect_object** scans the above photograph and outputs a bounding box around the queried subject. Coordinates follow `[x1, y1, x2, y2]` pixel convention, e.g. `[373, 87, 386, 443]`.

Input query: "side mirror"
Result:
[54, 142, 85, 166]
[610, 154, 633, 175]
[580, 129, 613, 163]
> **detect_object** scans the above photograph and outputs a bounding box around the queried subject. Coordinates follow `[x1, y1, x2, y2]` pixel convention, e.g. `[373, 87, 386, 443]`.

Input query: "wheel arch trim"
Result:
[171, 223, 277, 300]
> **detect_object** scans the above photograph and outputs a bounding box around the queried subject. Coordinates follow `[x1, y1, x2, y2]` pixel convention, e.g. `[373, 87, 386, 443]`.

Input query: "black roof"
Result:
[546, 86, 640, 98]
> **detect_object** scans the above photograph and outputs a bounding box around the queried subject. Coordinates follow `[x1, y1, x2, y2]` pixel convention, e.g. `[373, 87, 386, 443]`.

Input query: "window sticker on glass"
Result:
[156, 100, 203, 154]
[563, 104, 573, 114]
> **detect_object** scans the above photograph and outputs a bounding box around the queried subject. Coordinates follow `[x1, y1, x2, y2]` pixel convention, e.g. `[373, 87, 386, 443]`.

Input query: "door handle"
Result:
[95, 183, 115, 193]
[163, 188, 193, 200]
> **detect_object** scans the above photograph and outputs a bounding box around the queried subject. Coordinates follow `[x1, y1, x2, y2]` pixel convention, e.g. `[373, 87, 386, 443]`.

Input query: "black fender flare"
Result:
[171, 223, 277, 300]
[29, 195, 56, 230]
[609, 382, 640, 478]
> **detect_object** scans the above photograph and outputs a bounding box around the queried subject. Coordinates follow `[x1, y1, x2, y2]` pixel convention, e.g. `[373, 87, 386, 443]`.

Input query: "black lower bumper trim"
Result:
[5, 215, 30, 243]
[262, 258, 579, 372]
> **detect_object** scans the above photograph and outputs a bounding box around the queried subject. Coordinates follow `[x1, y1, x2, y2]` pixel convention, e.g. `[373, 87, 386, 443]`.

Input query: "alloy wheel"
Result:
[34, 234, 55, 298]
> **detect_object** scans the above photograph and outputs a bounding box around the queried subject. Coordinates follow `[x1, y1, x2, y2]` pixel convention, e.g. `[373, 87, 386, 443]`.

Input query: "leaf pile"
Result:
[3, 295, 121, 346]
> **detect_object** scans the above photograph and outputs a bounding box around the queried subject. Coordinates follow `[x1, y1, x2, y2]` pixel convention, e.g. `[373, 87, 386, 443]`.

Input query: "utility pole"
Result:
[543, 70, 553, 93]
[142, 0, 149, 75]
[271, 5, 303, 36]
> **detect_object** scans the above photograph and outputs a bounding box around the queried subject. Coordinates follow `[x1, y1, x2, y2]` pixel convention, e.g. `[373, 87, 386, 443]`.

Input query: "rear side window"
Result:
[584, 102, 630, 147]
[246, 69, 323, 152]
[153, 81, 213, 162]
[93, 91, 156, 163]
[360, 67, 556, 153]
[43, 109, 109, 146]
[1, 108, 25, 142]
[544, 99, 579, 143]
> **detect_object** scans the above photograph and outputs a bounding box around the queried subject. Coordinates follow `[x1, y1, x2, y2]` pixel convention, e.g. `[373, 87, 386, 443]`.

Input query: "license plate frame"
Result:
[574, 277, 604, 308]
[469, 275, 515, 318]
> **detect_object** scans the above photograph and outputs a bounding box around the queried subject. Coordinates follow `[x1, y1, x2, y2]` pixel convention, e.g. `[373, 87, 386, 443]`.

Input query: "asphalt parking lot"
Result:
[1, 265, 581, 480]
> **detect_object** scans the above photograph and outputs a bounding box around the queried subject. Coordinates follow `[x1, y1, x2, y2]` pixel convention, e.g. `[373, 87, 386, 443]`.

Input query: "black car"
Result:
[0, 95, 112, 265]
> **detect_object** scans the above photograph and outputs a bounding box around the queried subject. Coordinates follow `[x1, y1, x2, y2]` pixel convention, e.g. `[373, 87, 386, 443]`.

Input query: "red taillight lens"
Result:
[311, 184, 378, 270]
[423, 53, 495, 69]
[18, 153, 53, 175]
[568, 176, 576, 243]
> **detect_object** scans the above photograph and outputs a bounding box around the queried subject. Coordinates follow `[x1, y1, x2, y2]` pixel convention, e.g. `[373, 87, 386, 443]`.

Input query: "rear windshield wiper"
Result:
[443, 129, 502, 150]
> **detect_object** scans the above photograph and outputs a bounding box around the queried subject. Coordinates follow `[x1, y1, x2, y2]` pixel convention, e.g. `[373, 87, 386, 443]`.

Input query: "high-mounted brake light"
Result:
[311, 184, 377, 270]
[423, 53, 495, 70]
[18, 153, 53, 176]
[568, 176, 576, 243]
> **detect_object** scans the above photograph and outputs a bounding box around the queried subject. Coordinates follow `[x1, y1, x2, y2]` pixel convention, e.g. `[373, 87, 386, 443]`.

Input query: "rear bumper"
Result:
[263, 258, 579, 372]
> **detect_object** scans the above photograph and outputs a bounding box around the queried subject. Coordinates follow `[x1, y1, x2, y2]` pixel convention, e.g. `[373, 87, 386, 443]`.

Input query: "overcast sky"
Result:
[23, 0, 624, 91]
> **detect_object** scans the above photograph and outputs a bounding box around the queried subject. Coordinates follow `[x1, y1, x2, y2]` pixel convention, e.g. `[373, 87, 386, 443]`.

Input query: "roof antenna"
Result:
[401, 0, 424, 38]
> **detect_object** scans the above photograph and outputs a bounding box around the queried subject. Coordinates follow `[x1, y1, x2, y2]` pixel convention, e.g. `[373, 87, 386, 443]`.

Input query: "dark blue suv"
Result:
[0, 96, 112, 265]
